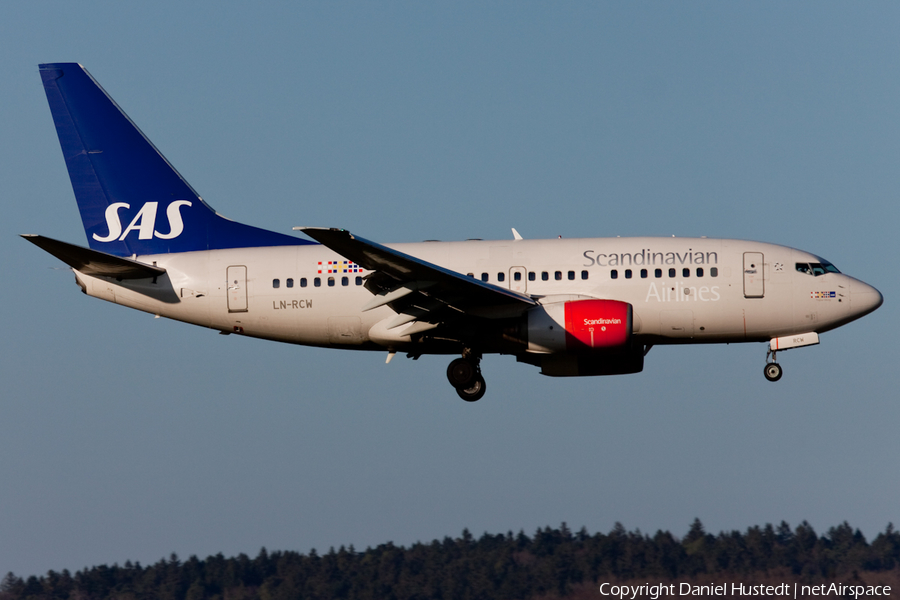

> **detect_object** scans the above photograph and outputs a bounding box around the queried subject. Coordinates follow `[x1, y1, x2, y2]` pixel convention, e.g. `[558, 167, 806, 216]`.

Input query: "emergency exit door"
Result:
[509, 266, 527, 293]
[227, 265, 248, 312]
[743, 252, 764, 298]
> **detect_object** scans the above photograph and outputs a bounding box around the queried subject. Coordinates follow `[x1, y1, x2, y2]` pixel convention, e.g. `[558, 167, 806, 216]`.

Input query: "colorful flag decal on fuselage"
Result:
[317, 260, 362, 274]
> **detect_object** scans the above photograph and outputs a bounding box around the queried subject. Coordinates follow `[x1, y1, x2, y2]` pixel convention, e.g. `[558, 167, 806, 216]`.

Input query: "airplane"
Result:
[24, 63, 883, 401]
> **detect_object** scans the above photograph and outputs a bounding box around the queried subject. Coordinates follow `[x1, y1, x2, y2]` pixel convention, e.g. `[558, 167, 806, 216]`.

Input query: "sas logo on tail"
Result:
[93, 201, 192, 242]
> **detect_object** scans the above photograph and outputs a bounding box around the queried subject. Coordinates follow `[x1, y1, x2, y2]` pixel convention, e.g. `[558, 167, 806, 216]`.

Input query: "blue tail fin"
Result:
[39, 63, 311, 256]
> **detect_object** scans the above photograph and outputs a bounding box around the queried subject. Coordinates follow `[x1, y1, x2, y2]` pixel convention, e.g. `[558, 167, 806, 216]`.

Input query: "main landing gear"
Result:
[764, 349, 783, 382]
[447, 352, 486, 402]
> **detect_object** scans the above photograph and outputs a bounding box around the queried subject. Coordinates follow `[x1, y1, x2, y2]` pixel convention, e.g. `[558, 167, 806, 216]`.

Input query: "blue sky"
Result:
[2, 1, 898, 578]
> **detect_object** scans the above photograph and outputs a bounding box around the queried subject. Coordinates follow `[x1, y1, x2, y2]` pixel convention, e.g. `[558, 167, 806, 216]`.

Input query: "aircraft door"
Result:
[743, 252, 764, 298]
[227, 265, 248, 312]
[509, 266, 527, 293]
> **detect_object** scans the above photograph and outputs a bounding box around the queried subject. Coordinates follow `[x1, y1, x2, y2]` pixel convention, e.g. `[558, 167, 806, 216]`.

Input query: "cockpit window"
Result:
[796, 261, 840, 276]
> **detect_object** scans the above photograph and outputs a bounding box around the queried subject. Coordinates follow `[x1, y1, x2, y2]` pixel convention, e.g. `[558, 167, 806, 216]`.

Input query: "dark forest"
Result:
[3, 520, 899, 600]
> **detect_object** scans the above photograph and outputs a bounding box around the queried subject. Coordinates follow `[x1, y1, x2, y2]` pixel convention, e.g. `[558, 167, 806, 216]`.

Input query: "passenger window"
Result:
[300, 278, 307, 288]
[696, 268, 703, 277]
[528, 272, 536, 281]
[567, 271, 575, 280]
[327, 277, 335, 287]
[272, 279, 280, 289]
[542, 271, 549, 281]
[481, 273, 489, 282]
[314, 277, 321, 287]
[641, 269, 648, 279]
[669, 268, 676, 278]
[341, 276, 349, 286]
[611, 270, 618, 279]
[467, 273, 474, 278]
[287, 278, 294, 288]
[497, 272, 505, 282]
[513, 272, 522, 281]
[555, 271, 562, 281]
[625, 269, 632, 279]
[581, 270, 589, 280]
[683, 268, 690, 278]
[356, 277, 363, 286]
[655, 268, 662, 278]
[710, 267, 718, 277]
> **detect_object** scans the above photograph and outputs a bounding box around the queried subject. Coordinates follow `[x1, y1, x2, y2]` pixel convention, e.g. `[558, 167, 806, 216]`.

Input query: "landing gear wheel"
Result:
[764, 363, 783, 382]
[447, 358, 478, 388]
[456, 374, 486, 402]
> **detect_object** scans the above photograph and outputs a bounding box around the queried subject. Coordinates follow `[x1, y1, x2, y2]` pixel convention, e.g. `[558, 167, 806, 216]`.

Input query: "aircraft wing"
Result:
[22, 234, 167, 279]
[301, 228, 536, 329]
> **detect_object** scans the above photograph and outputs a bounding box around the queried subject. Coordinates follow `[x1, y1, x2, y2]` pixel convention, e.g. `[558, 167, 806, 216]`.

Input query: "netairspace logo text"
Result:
[599, 582, 892, 599]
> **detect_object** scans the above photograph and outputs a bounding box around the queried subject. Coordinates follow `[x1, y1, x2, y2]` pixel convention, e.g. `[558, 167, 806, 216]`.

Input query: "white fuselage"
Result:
[71, 236, 881, 354]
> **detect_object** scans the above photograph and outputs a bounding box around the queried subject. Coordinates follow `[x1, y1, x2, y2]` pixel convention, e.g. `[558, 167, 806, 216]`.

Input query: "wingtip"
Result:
[293, 226, 347, 232]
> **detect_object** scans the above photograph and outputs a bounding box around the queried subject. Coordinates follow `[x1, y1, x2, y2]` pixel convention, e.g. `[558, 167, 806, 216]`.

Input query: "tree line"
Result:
[2, 519, 899, 600]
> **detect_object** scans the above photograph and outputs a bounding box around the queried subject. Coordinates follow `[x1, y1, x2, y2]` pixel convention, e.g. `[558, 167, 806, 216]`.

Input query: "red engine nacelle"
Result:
[526, 299, 633, 353]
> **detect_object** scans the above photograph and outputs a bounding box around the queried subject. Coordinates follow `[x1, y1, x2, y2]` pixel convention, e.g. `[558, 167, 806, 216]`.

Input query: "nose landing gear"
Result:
[447, 352, 486, 401]
[764, 349, 783, 382]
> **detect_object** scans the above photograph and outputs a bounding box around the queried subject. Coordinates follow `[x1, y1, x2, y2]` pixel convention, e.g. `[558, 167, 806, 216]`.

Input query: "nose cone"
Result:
[852, 280, 883, 318]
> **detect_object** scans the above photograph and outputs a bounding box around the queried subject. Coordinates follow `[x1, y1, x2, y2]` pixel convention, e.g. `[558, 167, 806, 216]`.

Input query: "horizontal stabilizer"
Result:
[22, 234, 166, 279]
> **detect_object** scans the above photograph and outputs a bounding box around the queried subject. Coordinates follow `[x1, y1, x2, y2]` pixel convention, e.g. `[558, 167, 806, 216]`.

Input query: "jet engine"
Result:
[526, 298, 633, 353]
[522, 299, 643, 377]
